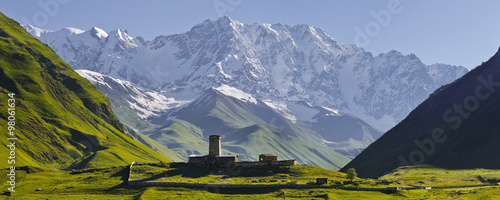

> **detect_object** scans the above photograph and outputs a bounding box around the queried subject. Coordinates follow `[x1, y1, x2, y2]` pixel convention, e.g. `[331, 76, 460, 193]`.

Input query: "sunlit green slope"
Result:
[0, 12, 170, 169]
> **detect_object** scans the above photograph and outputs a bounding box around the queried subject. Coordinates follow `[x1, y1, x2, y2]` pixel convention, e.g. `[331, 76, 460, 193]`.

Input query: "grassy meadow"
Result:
[1, 164, 499, 199]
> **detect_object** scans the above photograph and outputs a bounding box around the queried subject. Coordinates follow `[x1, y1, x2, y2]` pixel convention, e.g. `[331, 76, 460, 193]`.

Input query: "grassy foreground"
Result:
[130, 163, 349, 185]
[0, 164, 499, 199]
[379, 165, 500, 187]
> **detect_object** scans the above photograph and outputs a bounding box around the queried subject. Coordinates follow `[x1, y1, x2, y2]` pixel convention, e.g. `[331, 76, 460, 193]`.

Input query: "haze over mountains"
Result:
[24, 16, 468, 132]
[342, 48, 500, 178]
[76, 69, 355, 169]
[24, 16, 469, 169]
[4, 7, 500, 198]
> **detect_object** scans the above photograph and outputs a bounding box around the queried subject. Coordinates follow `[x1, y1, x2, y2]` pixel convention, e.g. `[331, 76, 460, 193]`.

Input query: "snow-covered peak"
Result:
[202, 16, 235, 25]
[107, 29, 138, 49]
[378, 50, 403, 58]
[191, 16, 243, 37]
[62, 27, 85, 35]
[23, 25, 51, 37]
[377, 50, 420, 62]
[29, 18, 469, 131]
[108, 29, 131, 40]
[196, 16, 237, 29]
[215, 15, 234, 23]
[214, 84, 258, 104]
[89, 26, 108, 39]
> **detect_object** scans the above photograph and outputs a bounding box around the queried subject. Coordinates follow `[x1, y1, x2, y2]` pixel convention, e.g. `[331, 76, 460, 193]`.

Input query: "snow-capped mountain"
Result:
[76, 70, 188, 119]
[77, 70, 380, 158]
[25, 16, 468, 131]
[341, 47, 500, 178]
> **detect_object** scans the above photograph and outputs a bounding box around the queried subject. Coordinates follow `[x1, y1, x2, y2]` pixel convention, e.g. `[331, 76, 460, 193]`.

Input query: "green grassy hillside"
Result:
[123, 125, 183, 162]
[379, 165, 500, 187]
[139, 90, 350, 169]
[145, 120, 207, 161]
[78, 69, 378, 168]
[0, 12, 170, 169]
[2, 164, 499, 199]
[172, 89, 311, 139]
[223, 124, 350, 169]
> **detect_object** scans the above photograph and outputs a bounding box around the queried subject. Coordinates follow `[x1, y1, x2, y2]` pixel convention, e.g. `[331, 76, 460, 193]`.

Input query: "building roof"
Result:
[216, 155, 238, 158]
[260, 154, 276, 156]
[188, 154, 207, 158]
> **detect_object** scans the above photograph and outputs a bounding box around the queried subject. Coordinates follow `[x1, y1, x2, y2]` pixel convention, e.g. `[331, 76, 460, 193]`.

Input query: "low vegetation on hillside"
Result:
[2, 164, 499, 199]
[0, 12, 170, 169]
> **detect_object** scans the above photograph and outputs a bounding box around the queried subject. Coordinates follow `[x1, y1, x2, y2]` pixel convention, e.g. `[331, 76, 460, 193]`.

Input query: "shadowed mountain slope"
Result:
[341, 47, 500, 178]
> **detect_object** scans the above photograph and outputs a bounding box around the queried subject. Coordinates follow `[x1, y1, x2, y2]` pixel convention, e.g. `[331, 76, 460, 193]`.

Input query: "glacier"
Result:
[25, 16, 468, 131]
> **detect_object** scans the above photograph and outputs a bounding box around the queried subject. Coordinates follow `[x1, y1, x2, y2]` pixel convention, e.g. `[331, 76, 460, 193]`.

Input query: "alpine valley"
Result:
[3, 9, 500, 199]
[25, 17, 468, 170]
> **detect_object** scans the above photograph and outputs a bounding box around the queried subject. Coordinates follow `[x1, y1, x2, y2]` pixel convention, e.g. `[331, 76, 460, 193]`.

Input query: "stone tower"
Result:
[209, 135, 221, 157]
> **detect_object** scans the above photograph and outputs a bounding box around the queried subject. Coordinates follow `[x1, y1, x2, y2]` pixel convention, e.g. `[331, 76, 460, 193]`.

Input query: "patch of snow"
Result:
[128, 100, 156, 119]
[28, 18, 468, 132]
[215, 84, 258, 104]
[262, 99, 297, 122]
[23, 25, 51, 37]
[63, 27, 85, 35]
[91, 27, 108, 38]
[215, 62, 232, 79]
[322, 107, 341, 116]
[76, 70, 112, 88]
[76, 69, 189, 119]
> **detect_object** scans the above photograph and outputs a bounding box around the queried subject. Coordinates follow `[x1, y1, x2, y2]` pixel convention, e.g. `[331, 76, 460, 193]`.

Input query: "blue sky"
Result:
[2, 0, 500, 69]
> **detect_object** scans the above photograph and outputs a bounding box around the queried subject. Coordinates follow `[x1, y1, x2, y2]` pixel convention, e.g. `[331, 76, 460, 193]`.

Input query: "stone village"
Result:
[184, 135, 296, 168]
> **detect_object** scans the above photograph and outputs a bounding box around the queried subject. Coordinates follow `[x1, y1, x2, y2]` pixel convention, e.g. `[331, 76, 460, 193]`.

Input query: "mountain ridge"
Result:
[25, 17, 468, 131]
[341, 47, 500, 178]
[76, 69, 382, 160]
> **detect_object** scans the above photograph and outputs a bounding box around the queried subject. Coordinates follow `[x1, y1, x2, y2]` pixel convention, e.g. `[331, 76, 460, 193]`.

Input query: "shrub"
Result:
[346, 168, 357, 181]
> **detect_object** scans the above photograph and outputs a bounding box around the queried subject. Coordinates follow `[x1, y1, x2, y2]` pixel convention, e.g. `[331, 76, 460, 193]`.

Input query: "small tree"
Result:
[346, 168, 357, 182]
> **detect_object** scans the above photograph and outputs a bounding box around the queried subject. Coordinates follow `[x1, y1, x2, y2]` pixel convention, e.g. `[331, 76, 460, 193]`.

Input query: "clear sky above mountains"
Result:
[3, 0, 500, 69]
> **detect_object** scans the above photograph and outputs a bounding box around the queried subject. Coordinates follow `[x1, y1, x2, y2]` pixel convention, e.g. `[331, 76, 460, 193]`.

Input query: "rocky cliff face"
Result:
[341, 48, 500, 178]
[25, 16, 468, 132]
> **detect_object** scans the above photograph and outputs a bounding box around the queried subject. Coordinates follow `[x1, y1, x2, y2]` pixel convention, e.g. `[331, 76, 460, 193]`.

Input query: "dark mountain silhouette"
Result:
[341, 47, 500, 178]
